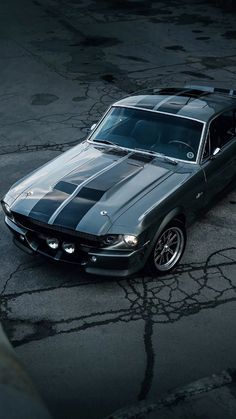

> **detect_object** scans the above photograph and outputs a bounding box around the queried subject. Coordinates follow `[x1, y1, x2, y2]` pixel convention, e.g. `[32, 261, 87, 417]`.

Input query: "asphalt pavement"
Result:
[0, 1, 236, 418]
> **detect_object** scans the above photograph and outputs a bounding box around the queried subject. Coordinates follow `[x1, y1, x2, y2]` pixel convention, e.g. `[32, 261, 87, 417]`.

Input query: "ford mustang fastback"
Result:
[1, 85, 236, 276]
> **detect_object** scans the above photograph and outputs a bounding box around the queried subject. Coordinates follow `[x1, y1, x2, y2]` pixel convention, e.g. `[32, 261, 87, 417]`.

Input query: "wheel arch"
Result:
[144, 207, 186, 260]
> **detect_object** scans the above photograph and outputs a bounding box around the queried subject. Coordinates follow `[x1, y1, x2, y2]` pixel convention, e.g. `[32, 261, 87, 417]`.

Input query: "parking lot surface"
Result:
[0, 1, 236, 418]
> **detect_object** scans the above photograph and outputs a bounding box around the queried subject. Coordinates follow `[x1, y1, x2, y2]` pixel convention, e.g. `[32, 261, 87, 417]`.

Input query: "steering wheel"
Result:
[168, 140, 195, 154]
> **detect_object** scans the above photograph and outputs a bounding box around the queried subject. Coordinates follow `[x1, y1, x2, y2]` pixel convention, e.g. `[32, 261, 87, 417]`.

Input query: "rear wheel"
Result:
[147, 220, 186, 275]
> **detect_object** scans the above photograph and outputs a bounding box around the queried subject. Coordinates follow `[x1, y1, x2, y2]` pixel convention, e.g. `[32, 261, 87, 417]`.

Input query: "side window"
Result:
[209, 110, 236, 152]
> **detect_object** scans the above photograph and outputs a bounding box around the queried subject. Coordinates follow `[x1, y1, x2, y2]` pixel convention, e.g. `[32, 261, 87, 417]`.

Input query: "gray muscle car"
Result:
[1, 85, 236, 276]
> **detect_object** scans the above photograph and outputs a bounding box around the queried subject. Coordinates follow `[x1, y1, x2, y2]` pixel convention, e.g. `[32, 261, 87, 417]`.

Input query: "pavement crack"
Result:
[138, 317, 155, 401]
[2, 246, 236, 385]
[0, 263, 25, 295]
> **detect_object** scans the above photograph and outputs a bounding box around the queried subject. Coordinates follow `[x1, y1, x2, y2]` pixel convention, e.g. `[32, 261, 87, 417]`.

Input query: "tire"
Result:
[147, 220, 186, 275]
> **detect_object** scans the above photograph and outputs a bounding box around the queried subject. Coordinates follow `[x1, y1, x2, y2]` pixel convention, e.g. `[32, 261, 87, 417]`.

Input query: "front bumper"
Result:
[5, 216, 148, 277]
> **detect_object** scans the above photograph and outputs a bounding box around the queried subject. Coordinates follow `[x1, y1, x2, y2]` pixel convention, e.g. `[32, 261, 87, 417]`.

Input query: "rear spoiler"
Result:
[127, 85, 236, 98]
[185, 84, 236, 97]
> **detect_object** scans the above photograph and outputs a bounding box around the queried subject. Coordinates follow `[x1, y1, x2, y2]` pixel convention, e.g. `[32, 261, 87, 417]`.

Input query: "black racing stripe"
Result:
[28, 156, 123, 224]
[53, 160, 141, 229]
[136, 88, 209, 115]
[52, 188, 104, 229]
[157, 95, 189, 114]
[64, 156, 114, 185]
[102, 148, 128, 157]
[79, 187, 106, 201]
[29, 190, 69, 223]
[136, 95, 162, 110]
[156, 103, 183, 114]
[156, 89, 198, 114]
[54, 181, 77, 194]
[84, 160, 140, 192]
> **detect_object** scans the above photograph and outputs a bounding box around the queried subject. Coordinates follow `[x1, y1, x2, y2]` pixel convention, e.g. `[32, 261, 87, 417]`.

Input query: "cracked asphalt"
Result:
[0, 1, 236, 418]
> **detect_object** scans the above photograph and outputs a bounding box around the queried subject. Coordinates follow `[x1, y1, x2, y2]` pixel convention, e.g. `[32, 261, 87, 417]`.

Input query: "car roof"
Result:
[114, 86, 236, 123]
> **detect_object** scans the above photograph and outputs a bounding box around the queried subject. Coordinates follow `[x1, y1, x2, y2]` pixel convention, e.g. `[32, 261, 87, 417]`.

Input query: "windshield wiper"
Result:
[156, 153, 178, 165]
[93, 139, 121, 148]
[134, 148, 178, 165]
[134, 148, 158, 156]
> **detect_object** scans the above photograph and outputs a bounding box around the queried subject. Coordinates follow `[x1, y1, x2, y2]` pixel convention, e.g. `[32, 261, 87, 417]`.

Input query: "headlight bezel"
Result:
[101, 234, 123, 247]
[101, 234, 138, 249]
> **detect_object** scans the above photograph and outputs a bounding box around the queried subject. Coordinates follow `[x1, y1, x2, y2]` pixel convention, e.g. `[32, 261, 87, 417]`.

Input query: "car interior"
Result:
[92, 106, 203, 161]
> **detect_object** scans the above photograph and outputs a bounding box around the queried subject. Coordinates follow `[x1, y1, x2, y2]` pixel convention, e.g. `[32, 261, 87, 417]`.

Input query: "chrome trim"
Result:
[5, 216, 26, 234]
[88, 140, 200, 165]
[88, 244, 147, 258]
[89, 251, 135, 258]
[86, 106, 112, 141]
[88, 105, 206, 165]
[153, 89, 191, 110]
[196, 122, 208, 164]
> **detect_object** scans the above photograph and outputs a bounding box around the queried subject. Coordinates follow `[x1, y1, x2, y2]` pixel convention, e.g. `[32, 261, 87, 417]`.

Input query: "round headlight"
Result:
[62, 242, 75, 254]
[46, 238, 59, 250]
[123, 235, 138, 247]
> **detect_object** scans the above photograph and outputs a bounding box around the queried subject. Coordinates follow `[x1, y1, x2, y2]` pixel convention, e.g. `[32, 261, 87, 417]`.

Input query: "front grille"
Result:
[12, 212, 100, 247]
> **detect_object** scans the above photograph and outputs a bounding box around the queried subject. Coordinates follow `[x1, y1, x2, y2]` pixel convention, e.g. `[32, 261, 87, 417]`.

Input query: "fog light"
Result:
[46, 238, 59, 250]
[62, 242, 75, 254]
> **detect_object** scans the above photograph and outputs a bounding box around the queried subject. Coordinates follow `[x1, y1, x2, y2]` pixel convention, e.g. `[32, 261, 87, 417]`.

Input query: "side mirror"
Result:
[90, 123, 97, 131]
[212, 147, 221, 156]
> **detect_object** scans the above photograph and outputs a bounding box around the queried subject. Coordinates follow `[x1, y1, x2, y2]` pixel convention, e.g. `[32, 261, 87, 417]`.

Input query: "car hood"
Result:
[5, 142, 188, 235]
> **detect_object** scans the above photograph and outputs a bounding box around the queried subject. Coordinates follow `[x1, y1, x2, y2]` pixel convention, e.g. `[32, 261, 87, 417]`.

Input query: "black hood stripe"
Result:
[52, 189, 104, 230]
[157, 97, 189, 115]
[60, 154, 117, 186]
[54, 181, 77, 194]
[155, 89, 197, 115]
[29, 190, 69, 223]
[82, 160, 141, 192]
[130, 152, 155, 163]
[27, 150, 152, 228]
[102, 148, 128, 157]
[136, 95, 162, 110]
[53, 159, 142, 229]
[27, 154, 117, 223]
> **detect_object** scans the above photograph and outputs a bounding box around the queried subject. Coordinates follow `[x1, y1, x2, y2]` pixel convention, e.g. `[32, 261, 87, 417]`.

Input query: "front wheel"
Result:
[147, 220, 186, 275]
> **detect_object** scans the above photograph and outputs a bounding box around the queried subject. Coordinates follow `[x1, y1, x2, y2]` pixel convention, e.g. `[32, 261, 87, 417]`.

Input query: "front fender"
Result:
[144, 206, 185, 260]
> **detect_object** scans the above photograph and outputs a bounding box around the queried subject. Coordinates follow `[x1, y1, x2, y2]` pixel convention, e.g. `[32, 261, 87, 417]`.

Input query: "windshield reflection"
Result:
[91, 106, 204, 162]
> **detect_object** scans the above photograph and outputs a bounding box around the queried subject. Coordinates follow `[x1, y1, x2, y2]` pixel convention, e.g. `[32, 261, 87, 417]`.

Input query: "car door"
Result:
[200, 109, 236, 205]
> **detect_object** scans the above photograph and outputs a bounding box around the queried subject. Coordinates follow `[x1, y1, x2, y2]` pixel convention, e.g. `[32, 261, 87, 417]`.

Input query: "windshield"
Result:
[90, 106, 204, 162]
